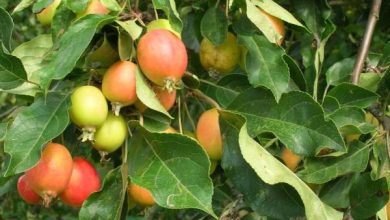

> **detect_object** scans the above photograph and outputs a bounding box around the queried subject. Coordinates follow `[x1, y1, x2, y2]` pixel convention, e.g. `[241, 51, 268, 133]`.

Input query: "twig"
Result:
[351, 0, 382, 84]
[191, 89, 221, 110]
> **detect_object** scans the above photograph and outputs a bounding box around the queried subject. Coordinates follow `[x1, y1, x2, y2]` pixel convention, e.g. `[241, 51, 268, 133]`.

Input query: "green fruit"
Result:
[70, 86, 108, 141]
[36, 0, 61, 25]
[199, 32, 241, 74]
[94, 113, 127, 153]
[147, 19, 180, 38]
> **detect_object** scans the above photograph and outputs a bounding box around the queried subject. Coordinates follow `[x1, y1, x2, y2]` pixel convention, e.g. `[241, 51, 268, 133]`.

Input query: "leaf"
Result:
[325, 57, 355, 86]
[298, 142, 370, 184]
[85, 34, 119, 68]
[142, 110, 171, 133]
[12, 0, 35, 14]
[220, 112, 305, 219]
[283, 55, 306, 91]
[378, 41, 390, 66]
[0, 121, 9, 141]
[38, 14, 115, 90]
[80, 166, 128, 220]
[377, 68, 390, 96]
[350, 173, 388, 220]
[327, 83, 379, 108]
[238, 122, 343, 220]
[322, 96, 340, 116]
[319, 174, 359, 209]
[328, 107, 375, 135]
[32, 0, 55, 13]
[4, 92, 70, 176]
[100, 0, 122, 12]
[52, 3, 76, 41]
[135, 68, 172, 118]
[358, 72, 381, 92]
[117, 30, 132, 61]
[200, 7, 228, 46]
[128, 128, 216, 217]
[116, 20, 143, 40]
[370, 139, 390, 181]
[0, 46, 27, 90]
[152, 0, 182, 33]
[228, 88, 346, 156]
[0, 7, 13, 51]
[238, 35, 289, 101]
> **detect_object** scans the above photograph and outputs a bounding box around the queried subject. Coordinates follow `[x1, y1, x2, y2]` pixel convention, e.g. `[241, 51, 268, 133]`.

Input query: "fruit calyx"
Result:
[79, 126, 96, 142]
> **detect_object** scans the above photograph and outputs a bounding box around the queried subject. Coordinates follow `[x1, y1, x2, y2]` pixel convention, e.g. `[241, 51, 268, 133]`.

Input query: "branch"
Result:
[351, 0, 382, 84]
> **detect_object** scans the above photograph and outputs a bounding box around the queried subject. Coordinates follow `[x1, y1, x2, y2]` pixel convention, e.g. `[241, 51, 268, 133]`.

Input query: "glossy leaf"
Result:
[238, 122, 343, 220]
[200, 7, 227, 46]
[128, 128, 215, 217]
[228, 88, 346, 156]
[0, 7, 13, 51]
[327, 83, 379, 108]
[328, 107, 375, 135]
[116, 20, 142, 40]
[319, 174, 358, 209]
[4, 92, 70, 176]
[38, 14, 115, 89]
[325, 57, 355, 86]
[80, 166, 128, 220]
[152, 0, 182, 33]
[12, 0, 35, 14]
[298, 142, 370, 184]
[0, 47, 27, 90]
[238, 35, 289, 101]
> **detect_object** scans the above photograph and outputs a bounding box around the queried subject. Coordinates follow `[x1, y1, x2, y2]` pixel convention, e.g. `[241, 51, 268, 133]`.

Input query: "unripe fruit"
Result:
[36, 0, 61, 25]
[127, 183, 155, 206]
[281, 148, 301, 172]
[70, 86, 108, 142]
[199, 33, 241, 74]
[102, 61, 137, 115]
[210, 160, 217, 174]
[78, 0, 110, 17]
[17, 175, 41, 205]
[137, 30, 188, 88]
[25, 143, 73, 206]
[94, 113, 127, 153]
[196, 109, 223, 160]
[60, 157, 101, 208]
[258, 9, 285, 45]
[147, 19, 180, 38]
[161, 127, 177, 134]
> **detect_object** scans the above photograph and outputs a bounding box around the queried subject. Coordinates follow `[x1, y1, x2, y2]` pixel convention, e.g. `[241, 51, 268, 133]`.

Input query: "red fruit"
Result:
[60, 157, 101, 208]
[17, 175, 41, 204]
[154, 87, 176, 111]
[196, 108, 223, 160]
[102, 61, 137, 115]
[25, 142, 73, 207]
[137, 30, 188, 88]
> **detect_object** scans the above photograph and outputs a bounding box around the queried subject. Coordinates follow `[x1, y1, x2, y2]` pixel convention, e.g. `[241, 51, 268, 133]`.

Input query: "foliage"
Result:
[1, 0, 390, 219]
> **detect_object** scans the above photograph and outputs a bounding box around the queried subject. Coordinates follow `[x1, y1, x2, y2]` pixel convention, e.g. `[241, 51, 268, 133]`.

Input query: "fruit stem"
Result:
[178, 96, 183, 134]
[111, 102, 124, 116]
[42, 192, 55, 208]
[191, 89, 221, 110]
[79, 126, 96, 142]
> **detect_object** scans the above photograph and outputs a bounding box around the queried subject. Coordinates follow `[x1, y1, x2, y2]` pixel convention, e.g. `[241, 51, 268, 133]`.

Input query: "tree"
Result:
[0, 0, 389, 219]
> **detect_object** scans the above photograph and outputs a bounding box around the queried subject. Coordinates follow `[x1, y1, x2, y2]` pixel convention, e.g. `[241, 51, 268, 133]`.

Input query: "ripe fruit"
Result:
[36, 0, 61, 25]
[102, 61, 137, 115]
[78, 0, 110, 17]
[199, 33, 241, 74]
[147, 19, 180, 38]
[196, 108, 223, 160]
[70, 86, 108, 142]
[94, 113, 127, 153]
[25, 143, 73, 206]
[281, 148, 301, 172]
[17, 175, 41, 204]
[258, 9, 285, 45]
[60, 157, 101, 208]
[127, 183, 155, 206]
[137, 30, 188, 88]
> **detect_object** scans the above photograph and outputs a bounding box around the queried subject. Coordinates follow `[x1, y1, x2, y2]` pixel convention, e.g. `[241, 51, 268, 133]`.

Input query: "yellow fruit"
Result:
[281, 148, 301, 171]
[127, 183, 155, 206]
[258, 9, 285, 45]
[36, 0, 61, 25]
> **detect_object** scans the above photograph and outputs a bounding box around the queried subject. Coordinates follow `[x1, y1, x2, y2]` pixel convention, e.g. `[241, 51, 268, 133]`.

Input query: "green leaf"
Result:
[52, 3, 76, 41]
[377, 68, 390, 96]
[63, 0, 89, 13]
[117, 30, 132, 61]
[350, 173, 388, 220]
[0, 46, 27, 90]
[378, 41, 390, 66]
[152, 0, 182, 34]
[322, 96, 340, 115]
[328, 107, 375, 135]
[220, 112, 305, 219]
[327, 83, 379, 108]
[38, 14, 115, 90]
[238, 122, 343, 220]
[238, 35, 289, 101]
[142, 110, 171, 133]
[228, 88, 346, 156]
[370, 139, 390, 181]
[319, 174, 358, 209]
[4, 92, 70, 176]
[325, 57, 355, 86]
[80, 166, 128, 220]
[358, 72, 381, 92]
[0, 121, 9, 141]
[135, 68, 172, 118]
[283, 55, 306, 91]
[85, 34, 119, 68]
[100, 0, 122, 12]
[0, 7, 13, 51]
[298, 142, 370, 184]
[128, 128, 215, 217]
[32, 0, 55, 13]
[12, 0, 35, 14]
[200, 7, 228, 46]
[116, 20, 143, 40]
